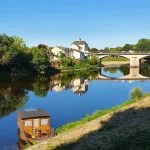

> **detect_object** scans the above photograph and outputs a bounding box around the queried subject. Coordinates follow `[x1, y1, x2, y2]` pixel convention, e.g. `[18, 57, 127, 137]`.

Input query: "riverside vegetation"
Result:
[56, 88, 144, 134]
[26, 88, 150, 150]
[1, 34, 150, 76]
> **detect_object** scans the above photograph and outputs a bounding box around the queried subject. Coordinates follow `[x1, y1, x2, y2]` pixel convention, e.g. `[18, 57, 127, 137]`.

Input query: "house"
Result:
[51, 46, 71, 57]
[71, 38, 89, 57]
[71, 49, 85, 60]
[17, 109, 55, 148]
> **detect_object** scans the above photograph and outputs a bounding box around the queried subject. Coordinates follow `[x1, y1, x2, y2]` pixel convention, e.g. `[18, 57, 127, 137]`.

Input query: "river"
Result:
[0, 63, 150, 149]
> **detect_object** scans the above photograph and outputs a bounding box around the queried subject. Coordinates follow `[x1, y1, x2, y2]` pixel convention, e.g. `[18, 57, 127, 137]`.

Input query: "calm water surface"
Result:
[0, 63, 150, 149]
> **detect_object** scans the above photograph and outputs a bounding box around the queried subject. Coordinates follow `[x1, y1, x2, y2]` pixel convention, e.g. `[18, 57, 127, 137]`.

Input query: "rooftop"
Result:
[72, 38, 88, 46]
[18, 109, 50, 119]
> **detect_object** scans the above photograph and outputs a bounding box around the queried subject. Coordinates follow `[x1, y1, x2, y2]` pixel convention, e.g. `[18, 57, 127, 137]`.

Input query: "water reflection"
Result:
[0, 86, 28, 118]
[17, 109, 55, 149]
[0, 63, 150, 149]
[0, 64, 150, 119]
[72, 78, 88, 96]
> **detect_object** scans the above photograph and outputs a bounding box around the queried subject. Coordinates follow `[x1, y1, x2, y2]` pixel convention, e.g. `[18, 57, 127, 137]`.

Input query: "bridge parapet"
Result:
[88, 52, 150, 55]
[88, 52, 150, 67]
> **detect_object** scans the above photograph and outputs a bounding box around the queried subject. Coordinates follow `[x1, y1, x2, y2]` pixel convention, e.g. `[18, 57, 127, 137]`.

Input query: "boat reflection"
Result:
[17, 109, 56, 149]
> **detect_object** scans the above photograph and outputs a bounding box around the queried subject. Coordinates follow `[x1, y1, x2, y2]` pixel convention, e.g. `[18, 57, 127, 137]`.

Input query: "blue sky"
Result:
[0, 0, 150, 49]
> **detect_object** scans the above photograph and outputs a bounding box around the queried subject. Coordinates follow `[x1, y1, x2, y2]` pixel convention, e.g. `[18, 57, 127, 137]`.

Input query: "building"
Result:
[17, 109, 55, 148]
[71, 49, 85, 60]
[51, 46, 71, 57]
[71, 38, 89, 57]
[51, 38, 89, 60]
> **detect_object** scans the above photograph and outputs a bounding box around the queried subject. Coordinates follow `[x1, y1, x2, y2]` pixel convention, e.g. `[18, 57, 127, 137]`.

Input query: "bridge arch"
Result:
[89, 53, 150, 67]
[120, 54, 150, 67]
[97, 54, 130, 66]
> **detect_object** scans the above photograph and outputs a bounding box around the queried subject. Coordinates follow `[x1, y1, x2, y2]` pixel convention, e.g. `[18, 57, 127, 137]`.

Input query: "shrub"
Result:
[89, 57, 100, 65]
[61, 57, 72, 67]
[130, 87, 143, 100]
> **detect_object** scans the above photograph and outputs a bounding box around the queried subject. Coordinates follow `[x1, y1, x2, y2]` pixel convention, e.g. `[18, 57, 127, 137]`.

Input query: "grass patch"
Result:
[56, 93, 150, 134]
[102, 56, 129, 62]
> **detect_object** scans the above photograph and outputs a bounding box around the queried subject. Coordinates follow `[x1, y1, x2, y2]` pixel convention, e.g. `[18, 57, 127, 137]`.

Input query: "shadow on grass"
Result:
[55, 106, 150, 150]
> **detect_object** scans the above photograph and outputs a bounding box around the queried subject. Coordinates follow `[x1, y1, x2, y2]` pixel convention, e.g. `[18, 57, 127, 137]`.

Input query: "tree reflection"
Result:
[103, 66, 129, 76]
[33, 75, 49, 97]
[0, 87, 28, 118]
[140, 62, 150, 77]
[0, 63, 149, 119]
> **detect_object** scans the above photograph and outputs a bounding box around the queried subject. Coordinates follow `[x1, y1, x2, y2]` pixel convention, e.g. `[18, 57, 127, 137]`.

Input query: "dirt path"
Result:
[26, 97, 150, 150]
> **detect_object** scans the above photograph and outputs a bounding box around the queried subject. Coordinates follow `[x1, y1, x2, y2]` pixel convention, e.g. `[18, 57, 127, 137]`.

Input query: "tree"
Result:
[89, 48, 99, 53]
[0, 34, 15, 67]
[135, 39, 150, 51]
[130, 87, 143, 100]
[38, 44, 48, 50]
[123, 44, 135, 51]
[103, 47, 110, 52]
[61, 57, 72, 67]
[30, 47, 49, 74]
[0, 34, 29, 69]
[89, 56, 100, 65]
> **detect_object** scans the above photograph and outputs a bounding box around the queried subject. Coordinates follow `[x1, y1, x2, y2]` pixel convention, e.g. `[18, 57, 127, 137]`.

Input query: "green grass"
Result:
[56, 94, 150, 134]
[102, 56, 129, 62]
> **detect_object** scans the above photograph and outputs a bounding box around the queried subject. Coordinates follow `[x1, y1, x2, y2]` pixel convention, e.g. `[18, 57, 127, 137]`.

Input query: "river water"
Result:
[0, 63, 150, 149]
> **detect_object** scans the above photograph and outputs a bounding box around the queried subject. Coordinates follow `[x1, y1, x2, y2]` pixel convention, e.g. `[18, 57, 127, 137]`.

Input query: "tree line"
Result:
[0, 34, 51, 74]
[89, 38, 150, 53]
[1, 33, 150, 75]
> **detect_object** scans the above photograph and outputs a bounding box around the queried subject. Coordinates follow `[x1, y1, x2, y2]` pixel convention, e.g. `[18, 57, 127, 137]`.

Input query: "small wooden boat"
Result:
[17, 109, 56, 149]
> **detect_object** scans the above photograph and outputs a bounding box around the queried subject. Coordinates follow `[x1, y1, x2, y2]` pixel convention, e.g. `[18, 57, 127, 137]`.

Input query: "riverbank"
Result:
[102, 60, 129, 67]
[26, 94, 150, 150]
[60, 61, 129, 72]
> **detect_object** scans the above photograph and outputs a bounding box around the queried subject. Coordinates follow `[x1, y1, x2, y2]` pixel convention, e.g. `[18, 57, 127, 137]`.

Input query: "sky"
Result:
[0, 0, 150, 49]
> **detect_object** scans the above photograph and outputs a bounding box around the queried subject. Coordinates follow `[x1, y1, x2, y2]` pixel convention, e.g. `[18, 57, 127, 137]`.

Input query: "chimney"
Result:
[78, 38, 81, 41]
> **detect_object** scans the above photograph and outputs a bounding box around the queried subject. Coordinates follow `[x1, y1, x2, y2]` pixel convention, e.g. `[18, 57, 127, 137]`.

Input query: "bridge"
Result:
[89, 52, 150, 68]
[95, 67, 150, 80]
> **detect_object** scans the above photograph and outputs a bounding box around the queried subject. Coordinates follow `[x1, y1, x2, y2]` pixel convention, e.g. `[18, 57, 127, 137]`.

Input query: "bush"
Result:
[130, 87, 143, 100]
[89, 57, 100, 66]
[61, 57, 72, 67]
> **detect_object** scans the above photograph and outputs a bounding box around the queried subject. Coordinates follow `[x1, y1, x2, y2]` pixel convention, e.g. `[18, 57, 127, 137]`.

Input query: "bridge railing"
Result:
[87, 51, 150, 55]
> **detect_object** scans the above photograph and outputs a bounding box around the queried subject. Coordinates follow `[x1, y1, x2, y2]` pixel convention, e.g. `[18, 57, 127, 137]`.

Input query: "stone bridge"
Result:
[89, 53, 150, 67]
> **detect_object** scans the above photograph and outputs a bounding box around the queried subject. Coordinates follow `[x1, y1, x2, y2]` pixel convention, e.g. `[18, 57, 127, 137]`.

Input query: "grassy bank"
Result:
[26, 91, 150, 150]
[56, 93, 148, 134]
[102, 56, 129, 62]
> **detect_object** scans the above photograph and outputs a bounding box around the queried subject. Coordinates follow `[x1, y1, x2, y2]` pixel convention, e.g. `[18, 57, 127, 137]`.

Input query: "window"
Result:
[41, 119, 48, 126]
[34, 119, 39, 127]
[24, 120, 32, 127]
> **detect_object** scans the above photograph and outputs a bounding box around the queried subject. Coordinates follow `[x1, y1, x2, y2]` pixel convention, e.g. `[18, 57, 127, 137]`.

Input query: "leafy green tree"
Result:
[130, 87, 143, 100]
[0, 34, 29, 70]
[30, 47, 49, 74]
[136, 39, 150, 51]
[123, 44, 135, 51]
[89, 56, 100, 65]
[37, 44, 48, 50]
[0, 34, 15, 67]
[61, 57, 72, 67]
[103, 47, 110, 52]
[89, 48, 99, 53]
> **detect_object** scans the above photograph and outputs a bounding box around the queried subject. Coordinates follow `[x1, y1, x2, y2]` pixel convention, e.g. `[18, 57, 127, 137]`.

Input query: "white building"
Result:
[51, 46, 71, 57]
[71, 49, 84, 60]
[71, 38, 89, 57]
[51, 38, 89, 60]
